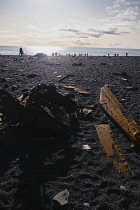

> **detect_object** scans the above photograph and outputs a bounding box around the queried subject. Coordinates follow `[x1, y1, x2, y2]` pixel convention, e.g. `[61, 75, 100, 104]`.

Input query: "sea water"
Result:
[0, 46, 140, 56]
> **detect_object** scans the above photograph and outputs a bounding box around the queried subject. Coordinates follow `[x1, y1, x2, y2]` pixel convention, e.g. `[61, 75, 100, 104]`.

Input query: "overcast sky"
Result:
[0, 0, 140, 48]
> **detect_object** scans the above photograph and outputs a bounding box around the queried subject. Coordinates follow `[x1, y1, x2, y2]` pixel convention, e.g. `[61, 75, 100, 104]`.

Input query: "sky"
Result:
[0, 0, 140, 48]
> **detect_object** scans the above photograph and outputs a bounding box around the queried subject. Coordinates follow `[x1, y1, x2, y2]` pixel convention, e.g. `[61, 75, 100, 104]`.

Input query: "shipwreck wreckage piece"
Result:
[0, 89, 24, 125]
[0, 84, 78, 135]
[95, 124, 133, 176]
[100, 85, 140, 143]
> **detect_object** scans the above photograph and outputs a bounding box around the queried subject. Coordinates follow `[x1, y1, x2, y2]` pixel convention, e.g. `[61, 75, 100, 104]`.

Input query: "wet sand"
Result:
[0, 55, 140, 210]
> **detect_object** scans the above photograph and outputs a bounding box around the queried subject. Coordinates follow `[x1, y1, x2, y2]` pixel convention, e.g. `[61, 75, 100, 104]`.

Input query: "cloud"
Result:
[88, 27, 131, 38]
[0, 30, 40, 42]
[106, 0, 140, 20]
[80, 36, 89, 39]
[26, 24, 44, 32]
[104, 0, 140, 39]
[0, 30, 11, 34]
[113, 0, 140, 7]
[1, 0, 139, 47]
[109, 43, 123, 46]
[58, 26, 124, 40]
[59, 28, 79, 33]
[74, 40, 93, 46]
[116, 7, 139, 20]
[103, 29, 121, 35]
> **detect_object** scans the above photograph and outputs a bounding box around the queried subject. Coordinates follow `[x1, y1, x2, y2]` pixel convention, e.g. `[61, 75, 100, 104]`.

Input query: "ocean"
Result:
[0, 46, 140, 56]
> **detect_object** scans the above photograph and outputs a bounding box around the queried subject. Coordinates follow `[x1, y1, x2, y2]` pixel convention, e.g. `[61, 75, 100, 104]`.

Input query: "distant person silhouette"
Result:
[19, 47, 23, 56]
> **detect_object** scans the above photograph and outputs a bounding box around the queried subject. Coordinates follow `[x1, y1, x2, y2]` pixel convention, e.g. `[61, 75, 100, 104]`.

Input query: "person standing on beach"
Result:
[19, 47, 23, 56]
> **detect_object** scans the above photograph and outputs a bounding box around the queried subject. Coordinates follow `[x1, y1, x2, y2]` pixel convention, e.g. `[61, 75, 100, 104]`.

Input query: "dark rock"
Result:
[0, 78, 7, 83]
[27, 74, 39, 78]
[11, 85, 18, 91]
[121, 72, 128, 78]
[20, 88, 29, 93]
[100, 63, 107, 66]
[126, 86, 138, 91]
[72, 62, 83, 66]
[3, 84, 9, 89]
[34, 53, 48, 57]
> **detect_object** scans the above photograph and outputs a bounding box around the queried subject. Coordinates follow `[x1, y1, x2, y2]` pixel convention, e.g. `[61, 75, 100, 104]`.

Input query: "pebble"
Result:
[100, 62, 107, 66]
[11, 85, 18, 90]
[3, 84, 9, 88]
[0, 78, 7, 83]
[27, 74, 39, 78]
[53, 189, 69, 206]
[82, 145, 91, 151]
[120, 185, 128, 191]
[84, 203, 90, 208]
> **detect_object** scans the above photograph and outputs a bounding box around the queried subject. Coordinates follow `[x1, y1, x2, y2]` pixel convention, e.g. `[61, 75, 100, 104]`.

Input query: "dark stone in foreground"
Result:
[27, 74, 40, 78]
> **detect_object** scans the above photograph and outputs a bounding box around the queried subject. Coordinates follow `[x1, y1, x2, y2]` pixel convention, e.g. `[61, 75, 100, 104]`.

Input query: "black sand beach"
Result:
[0, 55, 140, 210]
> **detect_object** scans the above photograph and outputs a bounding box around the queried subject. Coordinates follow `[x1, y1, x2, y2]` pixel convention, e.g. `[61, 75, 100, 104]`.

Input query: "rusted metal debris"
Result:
[95, 124, 133, 176]
[100, 85, 140, 143]
[64, 86, 90, 94]
[0, 84, 78, 135]
[0, 89, 24, 125]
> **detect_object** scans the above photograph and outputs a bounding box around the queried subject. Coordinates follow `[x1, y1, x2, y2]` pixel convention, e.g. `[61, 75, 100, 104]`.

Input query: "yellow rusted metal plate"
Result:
[100, 85, 140, 142]
[64, 86, 90, 94]
[95, 124, 133, 176]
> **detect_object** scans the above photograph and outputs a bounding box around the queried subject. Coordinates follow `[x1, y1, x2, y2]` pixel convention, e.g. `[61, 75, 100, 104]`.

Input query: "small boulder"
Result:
[100, 62, 107, 66]
[72, 62, 83, 66]
[34, 53, 47, 57]
[0, 78, 7, 83]
[27, 74, 39, 78]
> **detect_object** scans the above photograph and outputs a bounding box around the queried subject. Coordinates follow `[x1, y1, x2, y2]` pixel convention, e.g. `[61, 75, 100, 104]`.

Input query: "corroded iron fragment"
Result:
[95, 124, 133, 176]
[100, 85, 140, 142]
[0, 84, 78, 135]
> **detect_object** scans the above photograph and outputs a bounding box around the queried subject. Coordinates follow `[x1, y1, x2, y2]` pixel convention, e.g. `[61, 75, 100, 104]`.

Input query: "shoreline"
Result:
[0, 45, 140, 56]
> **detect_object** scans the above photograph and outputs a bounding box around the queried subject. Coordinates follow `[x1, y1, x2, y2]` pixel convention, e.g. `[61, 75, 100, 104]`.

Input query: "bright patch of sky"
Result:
[0, 0, 140, 48]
